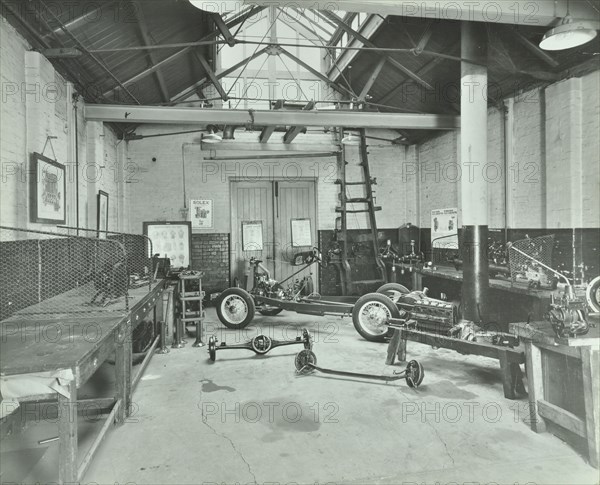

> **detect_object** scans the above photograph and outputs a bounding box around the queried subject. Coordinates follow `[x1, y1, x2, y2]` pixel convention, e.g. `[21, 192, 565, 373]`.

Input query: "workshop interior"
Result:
[0, 1, 599, 484]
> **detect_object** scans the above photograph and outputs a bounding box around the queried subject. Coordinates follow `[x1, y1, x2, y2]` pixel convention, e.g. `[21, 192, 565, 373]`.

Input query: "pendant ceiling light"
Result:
[202, 125, 222, 144]
[341, 133, 360, 146]
[539, 1, 598, 51]
[188, 1, 242, 13]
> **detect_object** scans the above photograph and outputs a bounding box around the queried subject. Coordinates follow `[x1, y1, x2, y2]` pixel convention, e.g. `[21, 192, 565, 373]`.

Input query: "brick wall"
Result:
[0, 21, 126, 233]
[415, 71, 600, 230]
[190, 233, 230, 292]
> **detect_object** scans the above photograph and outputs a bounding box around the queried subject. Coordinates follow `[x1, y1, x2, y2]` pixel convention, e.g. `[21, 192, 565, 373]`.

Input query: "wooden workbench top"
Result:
[416, 265, 559, 299]
[0, 280, 165, 378]
[510, 316, 600, 348]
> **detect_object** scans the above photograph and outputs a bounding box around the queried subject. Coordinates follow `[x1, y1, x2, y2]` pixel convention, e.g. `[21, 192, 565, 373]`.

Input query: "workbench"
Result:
[0, 279, 167, 483]
[386, 326, 526, 399]
[510, 318, 599, 468]
[411, 266, 556, 324]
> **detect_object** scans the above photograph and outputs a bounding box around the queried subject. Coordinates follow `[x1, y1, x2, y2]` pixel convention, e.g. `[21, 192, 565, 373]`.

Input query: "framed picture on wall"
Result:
[97, 190, 109, 238]
[144, 221, 192, 269]
[191, 199, 213, 229]
[30, 152, 66, 224]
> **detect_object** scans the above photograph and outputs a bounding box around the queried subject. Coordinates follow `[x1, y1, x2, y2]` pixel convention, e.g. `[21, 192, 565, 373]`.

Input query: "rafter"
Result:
[507, 26, 560, 68]
[194, 51, 229, 101]
[277, 9, 327, 46]
[321, 10, 434, 92]
[358, 57, 387, 101]
[102, 6, 266, 98]
[171, 47, 269, 104]
[278, 46, 355, 98]
[211, 13, 236, 47]
[328, 12, 358, 46]
[133, 3, 170, 103]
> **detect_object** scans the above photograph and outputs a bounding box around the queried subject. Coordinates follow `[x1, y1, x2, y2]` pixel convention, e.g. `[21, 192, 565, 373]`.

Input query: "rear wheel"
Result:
[352, 293, 400, 342]
[216, 288, 255, 329]
[376, 283, 410, 303]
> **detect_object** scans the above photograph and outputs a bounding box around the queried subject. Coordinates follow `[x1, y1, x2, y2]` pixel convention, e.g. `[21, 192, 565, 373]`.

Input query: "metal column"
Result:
[460, 22, 489, 324]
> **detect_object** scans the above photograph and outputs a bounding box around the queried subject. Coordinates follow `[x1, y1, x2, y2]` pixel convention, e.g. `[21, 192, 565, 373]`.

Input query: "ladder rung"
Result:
[345, 198, 371, 203]
[337, 181, 368, 186]
[336, 207, 382, 213]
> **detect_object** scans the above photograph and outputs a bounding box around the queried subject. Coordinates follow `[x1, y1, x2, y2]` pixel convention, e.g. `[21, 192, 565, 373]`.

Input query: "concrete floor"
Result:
[2, 309, 599, 484]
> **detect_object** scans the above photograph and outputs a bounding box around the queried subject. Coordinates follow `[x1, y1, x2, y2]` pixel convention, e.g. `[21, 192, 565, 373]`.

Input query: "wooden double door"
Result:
[231, 179, 317, 290]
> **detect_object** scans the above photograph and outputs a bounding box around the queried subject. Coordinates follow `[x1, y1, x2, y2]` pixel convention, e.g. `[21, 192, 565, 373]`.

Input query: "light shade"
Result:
[202, 132, 222, 144]
[188, 1, 242, 14]
[540, 16, 598, 50]
[341, 133, 360, 146]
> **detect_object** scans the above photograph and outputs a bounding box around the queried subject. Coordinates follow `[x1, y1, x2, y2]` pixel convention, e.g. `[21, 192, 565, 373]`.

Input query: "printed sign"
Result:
[191, 199, 213, 229]
[431, 208, 458, 249]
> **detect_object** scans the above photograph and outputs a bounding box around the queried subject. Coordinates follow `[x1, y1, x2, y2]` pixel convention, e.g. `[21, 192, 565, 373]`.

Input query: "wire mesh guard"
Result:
[57, 226, 155, 291]
[0, 227, 151, 321]
[508, 235, 556, 288]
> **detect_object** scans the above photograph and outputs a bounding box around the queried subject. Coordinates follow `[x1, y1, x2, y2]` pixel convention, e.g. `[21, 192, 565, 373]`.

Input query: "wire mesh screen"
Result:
[57, 226, 155, 291]
[508, 234, 555, 287]
[0, 226, 129, 321]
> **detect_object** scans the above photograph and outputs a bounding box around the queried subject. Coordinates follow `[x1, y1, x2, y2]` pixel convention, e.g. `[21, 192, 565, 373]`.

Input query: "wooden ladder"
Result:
[333, 128, 386, 295]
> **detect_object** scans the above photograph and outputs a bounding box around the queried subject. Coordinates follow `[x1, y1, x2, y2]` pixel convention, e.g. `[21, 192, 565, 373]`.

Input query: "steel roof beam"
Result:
[85, 104, 460, 130]
[507, 26, 560, 68]
[321, 10, 434, 91]
[259, 99, 284, 142]
[133, 3, 170, 103]
[358, 57, 387, 101]
[278, 46, 355, 98]
[211, 13, 236, 47]
[194, 51, 229, 101]
[102, 5, 266, 97]
[171, 47, 269, 103]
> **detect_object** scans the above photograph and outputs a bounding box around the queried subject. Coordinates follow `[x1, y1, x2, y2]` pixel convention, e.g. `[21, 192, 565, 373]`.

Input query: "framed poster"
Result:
[291, 218, 312, 247]
[29, 152, 66, 224]
[97, 190, 109, 239]
[191, 199, 213, 229]
[143, 221, 192, 268]
[242, 221, 263, 251]
[431, 208, 458, 249]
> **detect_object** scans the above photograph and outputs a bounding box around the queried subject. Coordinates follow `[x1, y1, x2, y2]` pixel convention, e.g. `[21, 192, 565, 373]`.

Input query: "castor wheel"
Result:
[208, 335, 217, 361]
[405, 360, 424, 388]
[294, 349, 317, 374]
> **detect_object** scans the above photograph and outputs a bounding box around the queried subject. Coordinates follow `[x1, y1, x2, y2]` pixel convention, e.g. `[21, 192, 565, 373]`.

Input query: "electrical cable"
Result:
[279, 54, 311, 101]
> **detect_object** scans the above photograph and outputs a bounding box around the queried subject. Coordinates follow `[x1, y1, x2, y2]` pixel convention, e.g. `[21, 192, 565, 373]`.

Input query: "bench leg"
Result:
[524, 341, 546, 433]
[386, 330, 401, 365]
[581, 347, 599, 468]
[499, 355, 526, 400]
[58, 379, 78, 484]
[397, 332, 407, 362]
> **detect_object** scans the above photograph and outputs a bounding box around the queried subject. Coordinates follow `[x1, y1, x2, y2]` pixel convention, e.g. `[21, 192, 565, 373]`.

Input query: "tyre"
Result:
[352, 293, 400, 342]
[258, 307, 284, 316]
[216, 288, 255, 329]
[376, 283, 410, 302]
[586, 276, 600, 313]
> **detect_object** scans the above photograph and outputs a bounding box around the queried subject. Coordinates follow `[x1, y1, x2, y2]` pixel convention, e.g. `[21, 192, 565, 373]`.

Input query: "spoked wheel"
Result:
[295, 349, 317, 374]
[405, 360, 425, 388]
[352, 293, 401, 342]
[208, 336, 217, 361]
[376, 283, 410, 303]
[258, 307, 284, 316]
[586, 276, 600, 313]
[216, 288, 255, 329]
